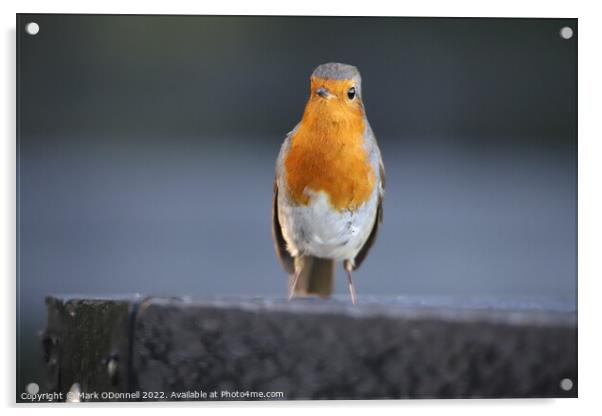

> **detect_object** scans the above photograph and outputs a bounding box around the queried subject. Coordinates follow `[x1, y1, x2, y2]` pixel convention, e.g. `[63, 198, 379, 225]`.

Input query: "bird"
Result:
[272, 62, 385, 304]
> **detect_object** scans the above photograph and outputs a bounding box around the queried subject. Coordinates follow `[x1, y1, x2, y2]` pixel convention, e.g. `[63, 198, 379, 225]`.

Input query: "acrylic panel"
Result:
[16, 14, 577, 402]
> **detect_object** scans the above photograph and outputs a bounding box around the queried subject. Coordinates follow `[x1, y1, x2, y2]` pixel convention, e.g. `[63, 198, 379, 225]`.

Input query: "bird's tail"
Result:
[290, 256, 335, 298]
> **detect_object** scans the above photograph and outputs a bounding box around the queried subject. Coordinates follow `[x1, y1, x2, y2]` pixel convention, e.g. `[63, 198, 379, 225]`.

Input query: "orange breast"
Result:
[284, 79, 375, 211]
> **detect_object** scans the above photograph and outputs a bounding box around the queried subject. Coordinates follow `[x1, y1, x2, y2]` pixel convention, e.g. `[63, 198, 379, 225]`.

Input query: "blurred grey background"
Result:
[17, 15, 577, 389]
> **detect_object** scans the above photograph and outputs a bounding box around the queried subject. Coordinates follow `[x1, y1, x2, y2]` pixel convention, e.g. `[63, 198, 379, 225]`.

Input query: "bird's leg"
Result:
[344, 261, 358, 305]
[288, 270, 301, 300]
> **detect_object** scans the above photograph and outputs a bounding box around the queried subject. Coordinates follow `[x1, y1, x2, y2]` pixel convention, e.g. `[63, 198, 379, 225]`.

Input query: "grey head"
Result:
[311, 62, 363, 97]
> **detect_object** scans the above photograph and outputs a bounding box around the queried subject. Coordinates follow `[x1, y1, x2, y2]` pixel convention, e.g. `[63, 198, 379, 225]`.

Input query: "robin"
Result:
[272, 62, 385, 304]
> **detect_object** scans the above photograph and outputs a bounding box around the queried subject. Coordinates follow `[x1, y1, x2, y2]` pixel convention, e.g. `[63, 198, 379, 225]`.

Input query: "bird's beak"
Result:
[316, 86, 334, 99]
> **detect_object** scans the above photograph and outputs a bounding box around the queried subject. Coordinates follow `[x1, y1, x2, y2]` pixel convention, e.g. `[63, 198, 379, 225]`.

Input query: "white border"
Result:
[3, 1, 601, 414]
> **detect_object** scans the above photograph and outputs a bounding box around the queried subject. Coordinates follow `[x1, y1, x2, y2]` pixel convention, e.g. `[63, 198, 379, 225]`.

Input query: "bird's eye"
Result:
[347, 87, 356, 100]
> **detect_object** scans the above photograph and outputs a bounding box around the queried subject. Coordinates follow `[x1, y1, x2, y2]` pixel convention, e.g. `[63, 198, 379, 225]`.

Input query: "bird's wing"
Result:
[272, 180, 295, 274]
[352, 160, 385, 270]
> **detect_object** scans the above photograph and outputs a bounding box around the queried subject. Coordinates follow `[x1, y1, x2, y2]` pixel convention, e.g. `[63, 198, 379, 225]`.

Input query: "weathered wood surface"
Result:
[42, 295, 577, 401]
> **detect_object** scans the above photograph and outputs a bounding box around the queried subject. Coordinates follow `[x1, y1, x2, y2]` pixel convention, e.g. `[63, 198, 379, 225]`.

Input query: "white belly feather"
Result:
[278, 188, 379, 261]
